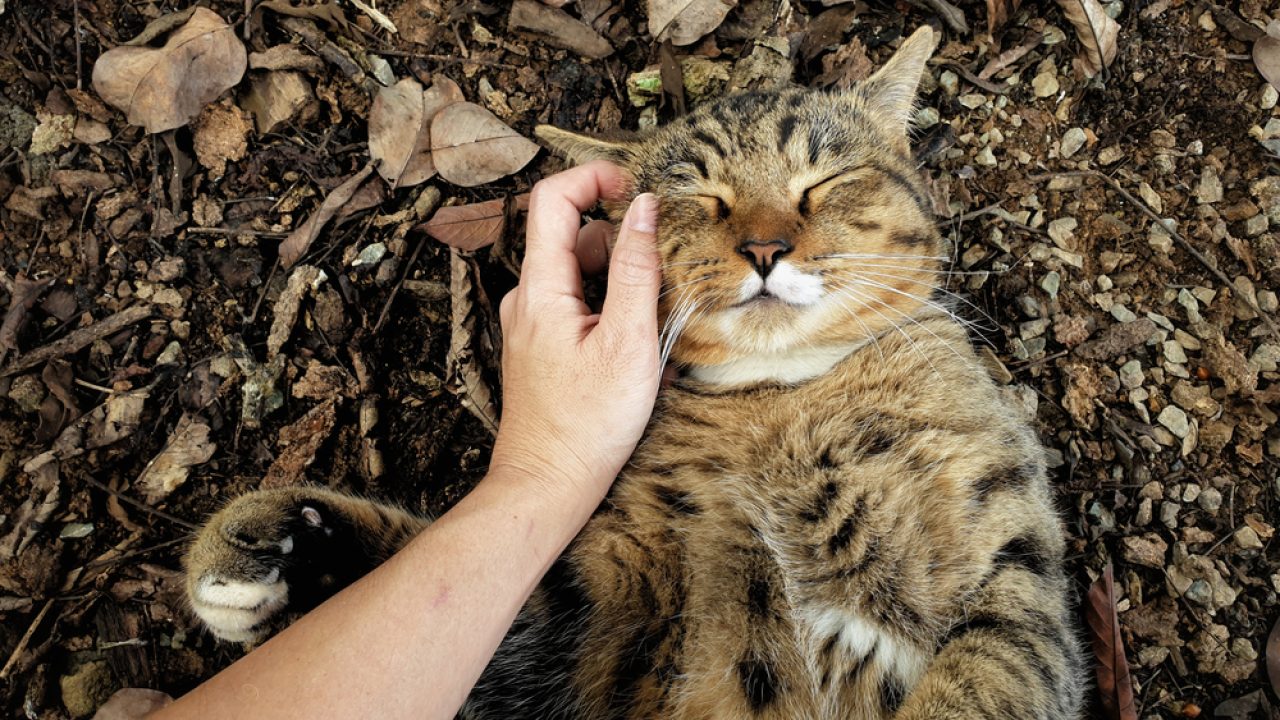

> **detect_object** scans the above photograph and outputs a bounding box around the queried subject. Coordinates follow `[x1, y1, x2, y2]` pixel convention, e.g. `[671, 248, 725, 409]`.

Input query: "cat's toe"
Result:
[189, 567, 290, 642]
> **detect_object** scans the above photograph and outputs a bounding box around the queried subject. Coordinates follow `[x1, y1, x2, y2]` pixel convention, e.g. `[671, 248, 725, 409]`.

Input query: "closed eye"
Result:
[800, 171, 859, 216]
[695, 194, 730, 221]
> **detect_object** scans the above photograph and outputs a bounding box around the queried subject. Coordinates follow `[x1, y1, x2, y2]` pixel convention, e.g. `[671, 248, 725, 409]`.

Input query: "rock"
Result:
[1197, 487, 1223, 514]
[914, 107, 940, 128]
[1195, 166, 1224, 203]
[1148, 218, 1175, 253]
[974, 146, 997, 166]
[241, 71, 315, 135]
[1060, 127, 1087, 158]
[958, 93, 987, 109]
[1234, 525, 1263, 550]
[8, 374, 46, 413]
[1158, 405, 1190, 438]
[1040, 271, 1060, 298]
[1214, 691, 1264, 719]
[1257, 290, 1278, 313]
[1263, 84, 1279, 110]
[1110, 304, 1137, 323]
[1160, 501, 1180, 528]
[60, 660, 117, 718]
[1138, 182, 1163, 213]
[1032, 72, 1058, 98]
[1047, 217, 1077, 249]
[1184, 578, 1212, 605]
[1098, 145, 1124, 165]
[1121, 533, 1167, 568]
[1119, 360, 1143, 389]
[939, 70, 959, 96]
[1162, 339, 1187, 364]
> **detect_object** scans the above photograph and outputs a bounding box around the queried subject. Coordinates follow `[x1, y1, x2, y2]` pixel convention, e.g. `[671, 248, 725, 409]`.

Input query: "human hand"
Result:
[490, 162, 662, 498]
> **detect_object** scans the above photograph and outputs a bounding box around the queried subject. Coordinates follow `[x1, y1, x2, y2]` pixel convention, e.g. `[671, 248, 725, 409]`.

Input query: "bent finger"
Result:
[575, 219, 613, 276]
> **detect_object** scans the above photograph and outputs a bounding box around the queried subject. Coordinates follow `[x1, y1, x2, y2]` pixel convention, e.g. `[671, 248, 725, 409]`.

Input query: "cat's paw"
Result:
[183, 488, 355, 642]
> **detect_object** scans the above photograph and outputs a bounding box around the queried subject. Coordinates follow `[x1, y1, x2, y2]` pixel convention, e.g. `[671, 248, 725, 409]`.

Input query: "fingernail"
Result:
[628, 193, 657, 233]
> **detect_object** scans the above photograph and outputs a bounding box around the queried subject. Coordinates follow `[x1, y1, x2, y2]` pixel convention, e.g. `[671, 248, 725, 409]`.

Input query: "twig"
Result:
[373, 188, 443, 334]
[186, 227, 289, 239]
[374, 47, 522, 70]
[0, 598, 55, 681]
[73, 0, 83, 90]
[1036, 170, 1280, 340]
[1, 305, 153, 377]
[246, 257, 282, 327]
[81, 476, 199, 531]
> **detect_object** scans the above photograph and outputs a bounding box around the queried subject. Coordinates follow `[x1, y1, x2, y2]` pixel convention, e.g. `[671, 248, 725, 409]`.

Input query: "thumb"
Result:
[599, 193, 661, 341]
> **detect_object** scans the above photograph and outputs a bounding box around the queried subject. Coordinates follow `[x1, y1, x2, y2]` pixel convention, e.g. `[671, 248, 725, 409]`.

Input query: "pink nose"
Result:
[737, 240, 793, 277]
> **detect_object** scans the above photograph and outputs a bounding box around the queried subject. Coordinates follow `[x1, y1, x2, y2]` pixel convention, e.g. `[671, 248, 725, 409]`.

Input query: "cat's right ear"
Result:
[535, 126, 638, 167]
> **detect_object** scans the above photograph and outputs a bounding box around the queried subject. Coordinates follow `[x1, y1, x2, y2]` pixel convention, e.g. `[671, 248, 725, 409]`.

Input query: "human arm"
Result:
[153, 162, 661, 720]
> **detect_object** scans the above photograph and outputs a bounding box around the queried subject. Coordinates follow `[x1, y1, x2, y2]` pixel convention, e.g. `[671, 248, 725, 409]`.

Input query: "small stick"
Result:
[73, 0, 83, 90]
[1037, 170, 1280, 340]
[374, 48, 522, 70]
[246, 257, 282, 327]
[0, 598, 55, 681]
[81, 476, 199, 531]
[1, 304, 153, 377]
[186, 227, 289, 239]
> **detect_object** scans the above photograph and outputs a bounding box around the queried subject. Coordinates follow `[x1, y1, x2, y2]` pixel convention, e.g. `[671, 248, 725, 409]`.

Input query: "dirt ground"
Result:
[0, 0, 1278, 717]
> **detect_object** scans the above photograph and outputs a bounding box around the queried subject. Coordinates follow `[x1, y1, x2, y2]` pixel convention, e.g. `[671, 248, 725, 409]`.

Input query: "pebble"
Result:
[1060, 128, 1087, 158]
[1235, 526, 1264, 550]
[1160, 501, 1180, 528]
[1185, 579, 1213, 605]
[1047, 217, 1077, 249]
[1158, 405, 1191, 438]
[1147, 218, 1175, 253]
[939, 70, 959, 96]
[1098, 145, 1124, 165]
[974, 146, 997, 166]
[1119, 360, 1144, 389]
[1245, 214, 1269, 236]
[915, 107, 940, 128]
[1096, 275, 1113, 292]
[353, 242, 387, 267]
[1032, 72, 1059, 98]
[1177, 288, 1203, 324]
[1137, 182, 1163, 213]
[1110, 304, 1137, 323]
[1135, 497, 1153, 526]
[1173, 328, 1201, 351]
[1040, 271, 1060, 299]
[1263, 83, 1279, 110]
[1258, 290, 1279, 313]
[1181, 484, 1201, 503]
[959, 93, 987, 110]
[1195, 166, 1223, 203]
[1197, 488, 1223, 514]
[1121, 533, 1167, 568]
[1162, 339, 1188, 364]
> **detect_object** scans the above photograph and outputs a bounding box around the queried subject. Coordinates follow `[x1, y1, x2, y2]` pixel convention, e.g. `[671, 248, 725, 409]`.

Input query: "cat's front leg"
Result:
[183, 487, 429, 642]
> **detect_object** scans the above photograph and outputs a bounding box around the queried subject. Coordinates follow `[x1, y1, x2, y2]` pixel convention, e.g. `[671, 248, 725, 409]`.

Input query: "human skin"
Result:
[154, 162, 661, 720]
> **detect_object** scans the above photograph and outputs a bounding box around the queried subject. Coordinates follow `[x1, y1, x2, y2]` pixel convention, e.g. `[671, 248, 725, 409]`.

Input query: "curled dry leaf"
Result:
[1255, 22, 1280, 93]
[648, 0, 738, 46]
[1056, 0, 1119, 78]
[0, 274, 55, 354]
[430, 103, 540, 187]
[1085, 563, 1138, 720]
[136, 415, 216, 503]
[420, 194, 530, 251]
[508, 0, 614, 59]
[368, 77, 464, 188]
[278, 163, 376, 268]
[987, 0, 1022, 34]
[92, 8, 247, 134]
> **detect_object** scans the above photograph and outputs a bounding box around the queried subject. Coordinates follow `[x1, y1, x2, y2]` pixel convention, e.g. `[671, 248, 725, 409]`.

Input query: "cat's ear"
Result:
[535, 126, 639, 166]
[856, 26, 938, 131]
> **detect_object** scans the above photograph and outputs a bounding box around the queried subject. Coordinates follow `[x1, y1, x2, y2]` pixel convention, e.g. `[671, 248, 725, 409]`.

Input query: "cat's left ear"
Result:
[856, 26, 939, 131]
[535, 126, 640, 167]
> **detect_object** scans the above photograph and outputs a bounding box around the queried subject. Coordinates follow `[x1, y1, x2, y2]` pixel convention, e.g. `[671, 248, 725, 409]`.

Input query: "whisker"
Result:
[834, 269, 1000, 335]
[833, 261, 1003, 277]
[834, 286, 943, 379]
[828, 271, 989, 334]
[837, 282, 975, 367]
[813, 253, 949, 262]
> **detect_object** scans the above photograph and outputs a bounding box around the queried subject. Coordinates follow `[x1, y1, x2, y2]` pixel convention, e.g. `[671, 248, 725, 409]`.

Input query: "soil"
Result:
[0, 0, 1278, 717]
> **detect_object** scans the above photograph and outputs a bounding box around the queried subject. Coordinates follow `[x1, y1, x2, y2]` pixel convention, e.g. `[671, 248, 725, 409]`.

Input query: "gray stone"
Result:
[1032, 72, 1059, 98]
[1047, 217, 1077, 249]
[1162, 339, 1187, 364]
[1185, 578, 1213, 605]
[1110, 304, 1137, 323]
[1197, 487, 1223, 514]
[1160, 501, 1180, 528]
[1158, 405, 1191, 438]
[1119, 360, 1144, 389]
[1040, 271, 1060, 299]
[1060, 128, 1087, 158]
[1235, 525, 1264, 550]
[1196, 166, 1223, 203]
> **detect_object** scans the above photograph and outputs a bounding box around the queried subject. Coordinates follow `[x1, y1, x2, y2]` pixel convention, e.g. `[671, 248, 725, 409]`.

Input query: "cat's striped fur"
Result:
[183, 27, 1085, 718]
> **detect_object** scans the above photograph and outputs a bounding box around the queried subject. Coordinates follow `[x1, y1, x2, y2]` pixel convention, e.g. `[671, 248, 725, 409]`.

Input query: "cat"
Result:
[183, 26, 1085, 718]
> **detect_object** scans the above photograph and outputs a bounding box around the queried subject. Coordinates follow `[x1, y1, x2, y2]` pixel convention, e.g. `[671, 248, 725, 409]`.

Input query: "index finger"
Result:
[522, 161, 631, 300]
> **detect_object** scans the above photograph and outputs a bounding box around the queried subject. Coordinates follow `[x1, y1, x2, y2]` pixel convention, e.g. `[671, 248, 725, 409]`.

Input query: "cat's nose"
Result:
[737, 239, 793, 278]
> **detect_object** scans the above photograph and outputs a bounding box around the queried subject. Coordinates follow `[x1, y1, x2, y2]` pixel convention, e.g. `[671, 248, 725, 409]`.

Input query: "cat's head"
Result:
[537, 27, 941, 385]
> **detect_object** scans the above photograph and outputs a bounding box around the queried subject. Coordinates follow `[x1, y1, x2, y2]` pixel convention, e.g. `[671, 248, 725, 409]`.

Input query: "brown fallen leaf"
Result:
[987, 0, 1022, 34]
[420, 194, 530, 251]
[979, 31, 1042, 79]
[249, 44, 326, 73]
[447, 250, 498, 435]
[268, 265, 327, 356]
[240, 70, 316, 135]
[0, 274, 55, 356]
[256, 0, 352, 32]
[262, 398, 338, 488]
[92, 8, 247, 133]
[1057, 0, 1119, 78]
[659, 41, 687, 116]
[136, 415, 216, 503]
[368, 77, 464, 188]
[279, 163, 376, 268]
[508, 0, 614, 59]
[430, 103, 540, 187]
[1255, 21, 1280, 93]
[1086, 563, 1138, 720]
[648, 0, 738, 46]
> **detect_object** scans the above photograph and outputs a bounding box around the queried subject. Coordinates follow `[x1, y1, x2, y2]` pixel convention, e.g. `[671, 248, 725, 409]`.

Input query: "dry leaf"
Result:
[430, 103, 540, 187]
[368, 77, 464, 188]
[92, 688, 174, 719]
[249, 44, 325, 73]
[987, 0, 1022, 34]
[262, 398, 338, 488]
[447, 250, 499, 435]
[137, 415, 216, 503]
[648, 0, 738, 46]
[241, 70, 315, 135]
[279, 163, 376, 268]
[91, 8, 247, 134]
[420, 195, 530, 251]
[1255, 22, 1280, 93]
[1057, 0, 1119, 78]
[508, 0, 614, 59]
[0, 275, 54, 356]
[268, 265, 326, 356]
[1085, 563, 1138, 720]
[979, 31, 1042, 80]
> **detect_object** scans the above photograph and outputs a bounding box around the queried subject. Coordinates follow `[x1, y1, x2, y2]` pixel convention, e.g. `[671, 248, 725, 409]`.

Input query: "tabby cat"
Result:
[184, 27, 1085, 718]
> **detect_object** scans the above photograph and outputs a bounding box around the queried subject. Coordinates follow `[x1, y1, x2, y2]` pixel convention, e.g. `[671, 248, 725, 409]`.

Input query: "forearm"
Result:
[156, 466, 604, 720]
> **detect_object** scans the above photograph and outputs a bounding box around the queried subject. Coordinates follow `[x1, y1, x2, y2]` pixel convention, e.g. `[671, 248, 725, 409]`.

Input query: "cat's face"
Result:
[538, 27, 941, 372]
